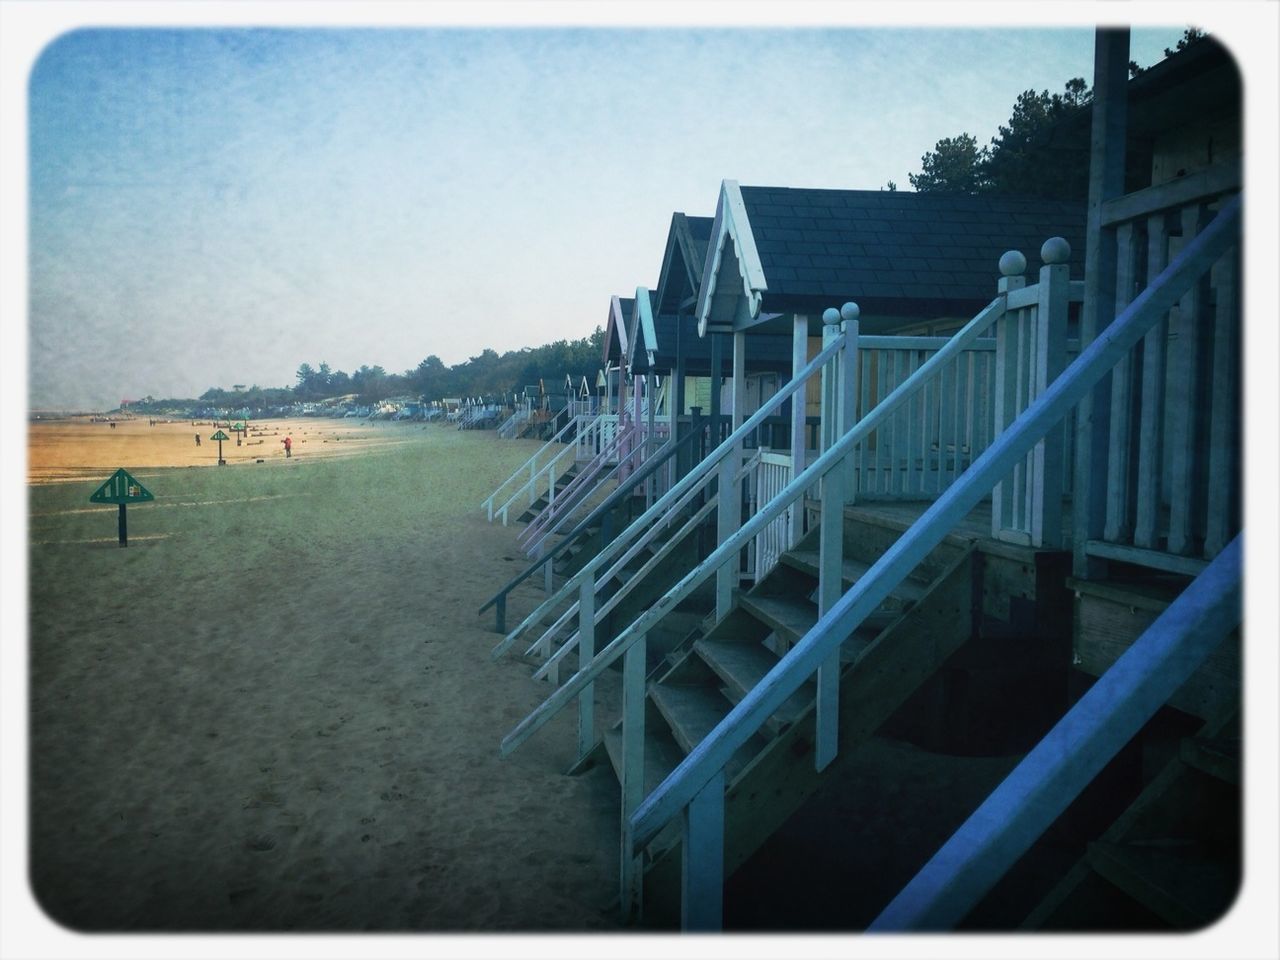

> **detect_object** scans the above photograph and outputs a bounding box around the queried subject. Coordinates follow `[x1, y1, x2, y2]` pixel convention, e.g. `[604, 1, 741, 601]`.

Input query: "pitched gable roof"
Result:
[654, 213, 715, 316]
[602, 295, 632, 366]
[737, 185, 1085, 317]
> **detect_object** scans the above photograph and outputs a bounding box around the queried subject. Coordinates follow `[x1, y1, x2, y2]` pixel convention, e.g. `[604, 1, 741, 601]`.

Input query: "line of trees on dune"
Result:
[129, 326, 607, 414]
[885, 29, 1206, 199]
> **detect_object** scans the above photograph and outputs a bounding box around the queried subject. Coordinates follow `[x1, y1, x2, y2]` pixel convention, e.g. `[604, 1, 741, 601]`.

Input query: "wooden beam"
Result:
[1072, 27, 1131, 579]
[1100, 161, 1241, 228]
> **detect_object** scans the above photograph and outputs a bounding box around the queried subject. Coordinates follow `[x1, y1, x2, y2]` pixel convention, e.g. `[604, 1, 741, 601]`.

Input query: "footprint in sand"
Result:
[245, 834, 277, 852]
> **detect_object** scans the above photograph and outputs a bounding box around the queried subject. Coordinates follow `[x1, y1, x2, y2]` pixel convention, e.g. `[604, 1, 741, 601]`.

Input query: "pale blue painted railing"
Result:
[625, 195, 1240, 929]
[496, 405, 530, 439]
[518, 419, 644, 556]
[490, 332, 850, 669]
[868, 533, 1241, 931]
[482, 412, 592, 524]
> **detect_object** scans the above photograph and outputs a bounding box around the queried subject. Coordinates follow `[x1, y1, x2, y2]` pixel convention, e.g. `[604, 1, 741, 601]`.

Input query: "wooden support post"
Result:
[681, 768, 725, 932]
[1072, 27, 1129, 578]
[1134, 212, 1170, 549]
[1031, 239, 1070, 548]
[646, 371, 656, 507]
[1167, 203, 1210, 556]
[840, 311, 860, 497]
[117, 503, 127, 547]
[790, 315, 808, 546]
[709, 333, 723, 442]
[1103, 222, 1140, 544]
[816, 314, 848, 770]
[577, 577, 595, 762]
[992, 254, 1026, 539]
[1203, 247, 1239, 558]
[619, 633, 648, 920]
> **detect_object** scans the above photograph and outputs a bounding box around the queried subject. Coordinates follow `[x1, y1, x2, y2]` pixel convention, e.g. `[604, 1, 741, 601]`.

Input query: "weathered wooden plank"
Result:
[681, 769, 725, 931]
[1166, 203, 1210, 555]
[1134, 212, 1170, 549]
[1203, 248, 1239, 558]
[1071, 28, 1129, 580]
[577, 578, 595, 761]
[1031, 255, 1070, 547]
[992, 308, 1017, 535]
[1103, 221, 1139, 544]
[619, 632, 648, 919]
[1100, 160, 1241, 227]
[789, 316, 808, 544]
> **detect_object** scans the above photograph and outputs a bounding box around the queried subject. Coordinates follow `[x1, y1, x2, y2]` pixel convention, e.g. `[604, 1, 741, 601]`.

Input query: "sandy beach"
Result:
[26, 417, 625, 931]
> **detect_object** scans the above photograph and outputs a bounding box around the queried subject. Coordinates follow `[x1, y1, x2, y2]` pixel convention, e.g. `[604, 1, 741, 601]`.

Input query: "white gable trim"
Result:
[628, 286, 658, 373]
[696, 180, 768, 337]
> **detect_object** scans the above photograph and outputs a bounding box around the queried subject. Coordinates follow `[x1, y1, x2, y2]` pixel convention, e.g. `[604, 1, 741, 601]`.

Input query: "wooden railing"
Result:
[1085, 167, 1241, 574]
[481, 413, 591, 524]
[624, 198, 1240, 929]
[518, 419, 643, 556]
[748, 450, 794, 581]
[870, 533, 1241, 930]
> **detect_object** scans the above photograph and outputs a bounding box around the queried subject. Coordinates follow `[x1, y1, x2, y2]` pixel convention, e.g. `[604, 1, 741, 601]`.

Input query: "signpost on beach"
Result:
[211, 429, 230, 465]
[232, 421, 246, 446]
[89, 468, 154, 547]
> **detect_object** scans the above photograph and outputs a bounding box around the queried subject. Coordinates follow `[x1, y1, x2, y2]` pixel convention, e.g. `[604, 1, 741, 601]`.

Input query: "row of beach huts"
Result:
[447, 32, 1243, 934]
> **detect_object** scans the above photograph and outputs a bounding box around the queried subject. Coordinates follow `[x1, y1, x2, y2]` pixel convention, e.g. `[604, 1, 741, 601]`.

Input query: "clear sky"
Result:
[28, 23, 1192, 410]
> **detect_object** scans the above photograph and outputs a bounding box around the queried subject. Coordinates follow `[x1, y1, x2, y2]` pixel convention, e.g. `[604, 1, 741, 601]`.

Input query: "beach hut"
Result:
[491, 29, 1242, 933]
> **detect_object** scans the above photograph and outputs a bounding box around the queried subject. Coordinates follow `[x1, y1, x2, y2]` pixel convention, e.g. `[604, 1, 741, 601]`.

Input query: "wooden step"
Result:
[739, 594, 817, 645]
[602, 725, 684, 858]
[647, 681, 765, 782]
[1179, 736, 1241, 786]
[780, 550, 925, 605]
[694, 638, 813, 734]
[1085, 840, 1238, 929]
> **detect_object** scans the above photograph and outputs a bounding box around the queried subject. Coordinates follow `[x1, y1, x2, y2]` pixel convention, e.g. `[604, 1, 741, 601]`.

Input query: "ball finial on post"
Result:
[1040, 237, 1071, 265]
[999, 250, 1027, 277]
[822, 307, 841, 326]
[840, 302, 859, 323]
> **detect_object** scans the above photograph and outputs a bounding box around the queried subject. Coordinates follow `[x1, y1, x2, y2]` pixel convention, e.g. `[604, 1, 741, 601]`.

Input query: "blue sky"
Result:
[28, 25, 1191, 409]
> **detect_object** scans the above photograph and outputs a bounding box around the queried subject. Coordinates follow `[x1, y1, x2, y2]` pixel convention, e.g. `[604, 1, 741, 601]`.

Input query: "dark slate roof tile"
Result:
[786, 241, 828, 255]
[736, 185, 1085, 311]
[777, 253, 812, 268]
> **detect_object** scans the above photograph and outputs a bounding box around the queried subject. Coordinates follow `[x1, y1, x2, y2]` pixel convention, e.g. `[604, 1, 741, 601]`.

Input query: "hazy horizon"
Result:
[29, 25, 1192, 411]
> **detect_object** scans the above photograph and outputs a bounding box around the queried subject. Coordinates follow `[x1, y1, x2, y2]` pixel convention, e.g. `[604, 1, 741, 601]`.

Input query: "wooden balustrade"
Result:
[1089, 178, 1241, 572]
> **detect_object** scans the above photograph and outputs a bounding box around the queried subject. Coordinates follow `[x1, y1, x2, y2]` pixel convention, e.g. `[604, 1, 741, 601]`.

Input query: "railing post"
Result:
[1073, 27, 1129, 579]
[840, 307, 860, 497]
[681, 768, 725, 931]
[620, 632, 648, 921]
[992, 250, 1026, 540]
[789, 315, 808, 545]
[577, 577, 595, 762]
[1031, 238, 1071, 548]
[815, 304, 857, 771]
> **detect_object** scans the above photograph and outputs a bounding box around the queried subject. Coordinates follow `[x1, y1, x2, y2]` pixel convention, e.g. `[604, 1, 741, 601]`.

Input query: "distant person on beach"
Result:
[283, 436, 292, 458]
[195, 433, 201, 447]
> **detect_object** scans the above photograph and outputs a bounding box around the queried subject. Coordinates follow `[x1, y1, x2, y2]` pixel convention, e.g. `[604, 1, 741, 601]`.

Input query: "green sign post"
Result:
[232, 421, 246, 446]
[89, 468, 154, 547]
[211, 429, 230, 465]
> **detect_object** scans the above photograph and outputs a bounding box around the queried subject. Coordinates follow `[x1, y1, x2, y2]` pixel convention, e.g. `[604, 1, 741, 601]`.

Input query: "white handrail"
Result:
[499, 296, 1009, 751]
[492, 333, 849, 658]
[627, 196, 1240, 906]
[482, 413, 593, 520]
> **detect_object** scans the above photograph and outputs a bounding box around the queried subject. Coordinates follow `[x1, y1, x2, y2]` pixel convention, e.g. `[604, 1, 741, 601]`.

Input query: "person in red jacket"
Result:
[282, 435, 292, 458]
